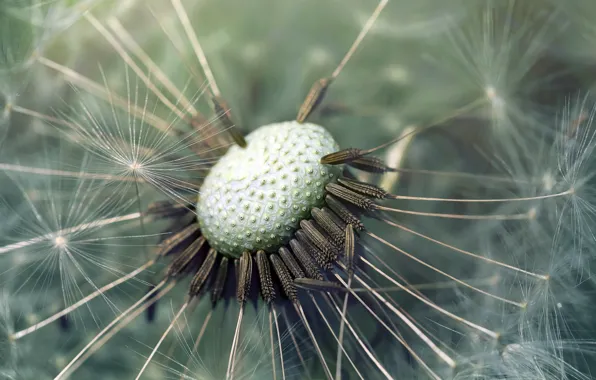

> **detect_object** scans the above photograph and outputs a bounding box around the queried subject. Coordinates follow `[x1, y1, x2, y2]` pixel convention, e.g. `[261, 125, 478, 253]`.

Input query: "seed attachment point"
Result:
[211, 96, 247, 148]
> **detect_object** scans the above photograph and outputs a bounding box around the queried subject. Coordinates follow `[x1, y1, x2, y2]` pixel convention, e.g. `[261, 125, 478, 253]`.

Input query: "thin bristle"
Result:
[211, 96, 247, 148]
[53, 281, 169, 380]
[294, 278, 346, 293]
[145, 200, 194, 218]
[10, 259, 156, 341]
[135, 302, 190, 380]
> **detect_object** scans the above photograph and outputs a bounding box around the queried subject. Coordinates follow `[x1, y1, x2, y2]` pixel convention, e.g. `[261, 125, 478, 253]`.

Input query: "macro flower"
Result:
[1, 1, 596, 379]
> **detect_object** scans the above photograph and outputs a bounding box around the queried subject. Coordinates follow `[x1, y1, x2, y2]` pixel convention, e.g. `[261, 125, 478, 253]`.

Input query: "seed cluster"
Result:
[148, 173, 376, 306]
[197, 121, 341, 258]
[143, 119, 402, 325]
[145, 127, 395, 308]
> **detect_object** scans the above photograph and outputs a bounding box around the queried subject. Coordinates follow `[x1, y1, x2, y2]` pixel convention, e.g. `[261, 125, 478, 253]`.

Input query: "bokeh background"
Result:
[2, 0, 596, 379]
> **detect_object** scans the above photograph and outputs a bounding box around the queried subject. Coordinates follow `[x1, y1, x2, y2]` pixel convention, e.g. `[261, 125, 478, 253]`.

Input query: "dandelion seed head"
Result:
[197, 121, 340, 257]
[485, 85, 506, 112]
[53, 235, 67, 249]
[127, 160, 142, 173]
[481, 83, 510, 127]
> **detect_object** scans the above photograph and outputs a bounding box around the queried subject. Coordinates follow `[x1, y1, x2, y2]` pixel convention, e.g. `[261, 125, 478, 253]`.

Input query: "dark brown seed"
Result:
[296, 77, 332, 123]
[310, 220, 330, 238]
[344, 224, 356, 278]
[299, 220, 339, 262]
[348, 156, 394, 173]
[296, 230, 333, 270]
[294, 278, 347, 293]
[289, 239, 324, 281]
[311, 208, 344, 248]
[236, 251, 253, 304]
[188, 248, 218, 297]
[338, 177, 388, 199]
[211, 256, 229, 306]
[166, 236, 206, 278]
[322, 207, 346, 230]
[270, 254, 297, 302]
[162, 214, 197, 233]
[325, 195, 365, 231]
[256, 250, 275, 304]
[145, 200, 193, 218]
[320, 148, 363, 165]
[157, 223, 201, 257]
[211, 95, 247, 148]
[326, 183, 376, 211]
[279, 247, 305, 279]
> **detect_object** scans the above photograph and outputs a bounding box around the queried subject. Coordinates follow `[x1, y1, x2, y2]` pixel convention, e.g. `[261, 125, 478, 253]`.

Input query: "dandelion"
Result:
[1, 0, 596, 379]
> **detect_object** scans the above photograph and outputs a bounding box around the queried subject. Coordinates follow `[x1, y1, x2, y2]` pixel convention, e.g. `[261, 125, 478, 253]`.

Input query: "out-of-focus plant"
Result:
[2, 1, 596, 379]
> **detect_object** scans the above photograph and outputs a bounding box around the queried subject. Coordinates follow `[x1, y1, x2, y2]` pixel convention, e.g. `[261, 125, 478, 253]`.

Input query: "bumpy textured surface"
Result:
[197, 121, 341, 258]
